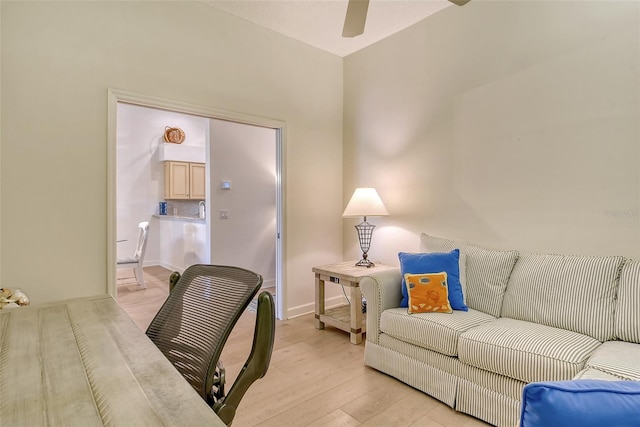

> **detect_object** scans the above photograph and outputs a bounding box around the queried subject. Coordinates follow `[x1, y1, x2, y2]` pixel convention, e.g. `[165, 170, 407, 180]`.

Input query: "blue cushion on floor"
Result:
[520, 380, 640, 427]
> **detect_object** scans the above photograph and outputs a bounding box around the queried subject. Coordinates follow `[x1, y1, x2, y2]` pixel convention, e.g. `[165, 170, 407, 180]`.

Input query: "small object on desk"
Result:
[312, 261, 395, 344]
[0, 287, 30, 309]
[9, 289, 29, 306]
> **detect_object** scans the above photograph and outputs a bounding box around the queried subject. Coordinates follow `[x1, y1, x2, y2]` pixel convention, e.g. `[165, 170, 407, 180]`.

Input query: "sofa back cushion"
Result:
[616, 259, 640, 343]
[502, 253, 624, 341]
[420, 233, 518, 317]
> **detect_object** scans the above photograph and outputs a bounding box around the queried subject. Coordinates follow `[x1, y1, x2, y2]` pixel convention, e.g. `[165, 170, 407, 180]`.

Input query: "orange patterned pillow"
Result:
[404, 272, 453, 314]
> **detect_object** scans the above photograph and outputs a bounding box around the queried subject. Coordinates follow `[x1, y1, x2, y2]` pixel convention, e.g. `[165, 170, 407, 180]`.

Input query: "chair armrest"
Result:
[169, 271, 181, 292]
[213, 291, 275, 426]
[360, 268, 402, 345]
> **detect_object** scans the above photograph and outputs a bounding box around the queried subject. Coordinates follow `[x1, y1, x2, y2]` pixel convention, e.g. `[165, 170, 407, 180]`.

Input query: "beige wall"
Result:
[1, 1, 344, 313]
[344, 1, 640, 264]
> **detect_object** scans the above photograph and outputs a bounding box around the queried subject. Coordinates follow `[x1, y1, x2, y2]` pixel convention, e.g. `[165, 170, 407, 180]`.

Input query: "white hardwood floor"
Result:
[116, 266, 489, 427]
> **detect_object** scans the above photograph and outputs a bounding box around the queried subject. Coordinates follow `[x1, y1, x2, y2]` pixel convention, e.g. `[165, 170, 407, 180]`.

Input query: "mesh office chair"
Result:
[146, 264, 275, 426]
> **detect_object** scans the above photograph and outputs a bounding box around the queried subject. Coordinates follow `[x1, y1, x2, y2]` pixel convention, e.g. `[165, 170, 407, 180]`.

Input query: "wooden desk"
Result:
[313, 261, 396, 344]
[0, 295, 225, 426]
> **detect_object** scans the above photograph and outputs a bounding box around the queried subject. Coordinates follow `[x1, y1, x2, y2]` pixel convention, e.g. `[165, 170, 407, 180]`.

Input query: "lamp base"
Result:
[355, 258, 375, 268]
[354, 219, 376, 268]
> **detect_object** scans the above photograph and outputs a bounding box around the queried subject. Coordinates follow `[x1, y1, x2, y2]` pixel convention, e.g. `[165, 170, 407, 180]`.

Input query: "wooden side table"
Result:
[313, 261, 396, 344]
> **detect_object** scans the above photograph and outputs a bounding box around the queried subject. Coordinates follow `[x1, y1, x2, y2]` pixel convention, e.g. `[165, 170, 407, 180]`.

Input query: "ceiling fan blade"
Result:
[449, 0, 472, 5]
[342, 0, 369, 38]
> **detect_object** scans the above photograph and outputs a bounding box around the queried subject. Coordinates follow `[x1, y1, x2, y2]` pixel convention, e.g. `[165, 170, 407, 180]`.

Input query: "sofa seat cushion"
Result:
[458, 318, 601, 383]
[380, 307, 495, 356]
[586, 341, 640, 381]
[574, 368, 625, 380]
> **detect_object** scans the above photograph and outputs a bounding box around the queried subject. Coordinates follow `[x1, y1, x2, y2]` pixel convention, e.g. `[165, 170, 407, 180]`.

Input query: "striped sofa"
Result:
[360, 233, 640, 427]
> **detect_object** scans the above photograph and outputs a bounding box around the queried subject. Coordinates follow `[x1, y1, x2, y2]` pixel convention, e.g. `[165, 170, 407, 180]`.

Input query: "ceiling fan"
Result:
[342, 0, 472, 38]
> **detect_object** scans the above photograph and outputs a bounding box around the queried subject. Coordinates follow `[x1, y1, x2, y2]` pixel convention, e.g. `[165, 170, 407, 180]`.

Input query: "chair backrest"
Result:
[145, 265, 263, 404]
[133, 221, 149, 261]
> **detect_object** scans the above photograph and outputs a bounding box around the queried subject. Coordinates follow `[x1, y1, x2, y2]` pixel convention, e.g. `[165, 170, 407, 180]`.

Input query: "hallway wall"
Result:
[209, 119, 277, 289]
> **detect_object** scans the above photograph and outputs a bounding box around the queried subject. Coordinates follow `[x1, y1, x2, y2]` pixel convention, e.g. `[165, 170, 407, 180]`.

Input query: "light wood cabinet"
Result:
[164, 161, 205, 200]
[189, 163, 206, 199]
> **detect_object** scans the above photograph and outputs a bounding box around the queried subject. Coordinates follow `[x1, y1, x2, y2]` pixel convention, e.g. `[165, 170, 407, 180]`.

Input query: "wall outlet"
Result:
[220, 209, 229, 219]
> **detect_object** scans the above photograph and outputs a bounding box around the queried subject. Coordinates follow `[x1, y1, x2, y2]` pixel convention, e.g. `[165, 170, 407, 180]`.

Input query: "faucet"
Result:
[199, 201, 206, 219]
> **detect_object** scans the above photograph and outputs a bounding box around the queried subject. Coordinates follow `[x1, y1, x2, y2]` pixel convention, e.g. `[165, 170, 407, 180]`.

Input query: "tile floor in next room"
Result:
[117, 266, 489, 427]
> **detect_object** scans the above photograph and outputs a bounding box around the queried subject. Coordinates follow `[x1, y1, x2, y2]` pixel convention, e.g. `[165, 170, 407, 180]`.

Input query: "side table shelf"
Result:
[319, 305, 366, 342]
[312, 261, 396, 345]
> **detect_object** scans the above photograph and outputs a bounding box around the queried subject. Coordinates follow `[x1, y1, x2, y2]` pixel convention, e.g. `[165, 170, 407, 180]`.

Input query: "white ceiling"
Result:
[202, 0, 454, 57]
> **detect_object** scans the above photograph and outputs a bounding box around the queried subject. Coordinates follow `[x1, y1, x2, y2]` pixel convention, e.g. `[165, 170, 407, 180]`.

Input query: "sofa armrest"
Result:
[360, 268, 402, 345]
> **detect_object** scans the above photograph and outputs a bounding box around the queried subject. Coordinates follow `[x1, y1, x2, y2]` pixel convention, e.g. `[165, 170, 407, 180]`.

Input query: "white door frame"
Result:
[107, 89, 286, 320]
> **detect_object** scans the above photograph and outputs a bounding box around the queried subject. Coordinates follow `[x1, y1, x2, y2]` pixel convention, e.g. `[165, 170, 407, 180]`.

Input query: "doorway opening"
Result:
[107, 89, 285, 320]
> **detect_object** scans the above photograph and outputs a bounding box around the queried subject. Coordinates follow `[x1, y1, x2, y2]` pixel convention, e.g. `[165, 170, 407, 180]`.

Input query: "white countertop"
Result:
[153, 214, 205, 223]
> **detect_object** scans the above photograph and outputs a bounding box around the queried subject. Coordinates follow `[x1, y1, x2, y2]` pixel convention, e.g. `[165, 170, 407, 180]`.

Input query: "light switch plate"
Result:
[220, 209, 229, 219]
[221, 180, 231, 190]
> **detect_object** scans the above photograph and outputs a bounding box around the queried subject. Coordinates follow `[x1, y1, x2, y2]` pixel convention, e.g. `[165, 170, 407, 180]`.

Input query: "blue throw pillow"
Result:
[399, 250, 468, 311]
[520, 380, 640, 427]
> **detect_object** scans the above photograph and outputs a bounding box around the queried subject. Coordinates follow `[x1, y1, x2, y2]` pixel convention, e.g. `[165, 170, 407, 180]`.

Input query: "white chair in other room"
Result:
[117, 221, 150, 289]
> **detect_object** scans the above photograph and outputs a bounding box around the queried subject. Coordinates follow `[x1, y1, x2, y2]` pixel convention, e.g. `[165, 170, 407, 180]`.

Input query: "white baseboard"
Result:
[159, 262, 185, 273]
[142, 259, 162, 268]
[140, 260, 184, 273]
[286, 295, 348, 319]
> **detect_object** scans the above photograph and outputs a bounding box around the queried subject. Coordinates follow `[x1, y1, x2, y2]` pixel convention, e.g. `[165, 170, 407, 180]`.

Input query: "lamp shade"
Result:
[342, 188, 389, 218]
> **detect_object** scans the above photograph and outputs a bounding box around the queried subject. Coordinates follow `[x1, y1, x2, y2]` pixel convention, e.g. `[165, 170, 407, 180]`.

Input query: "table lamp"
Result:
[342, 187, 389, 268]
